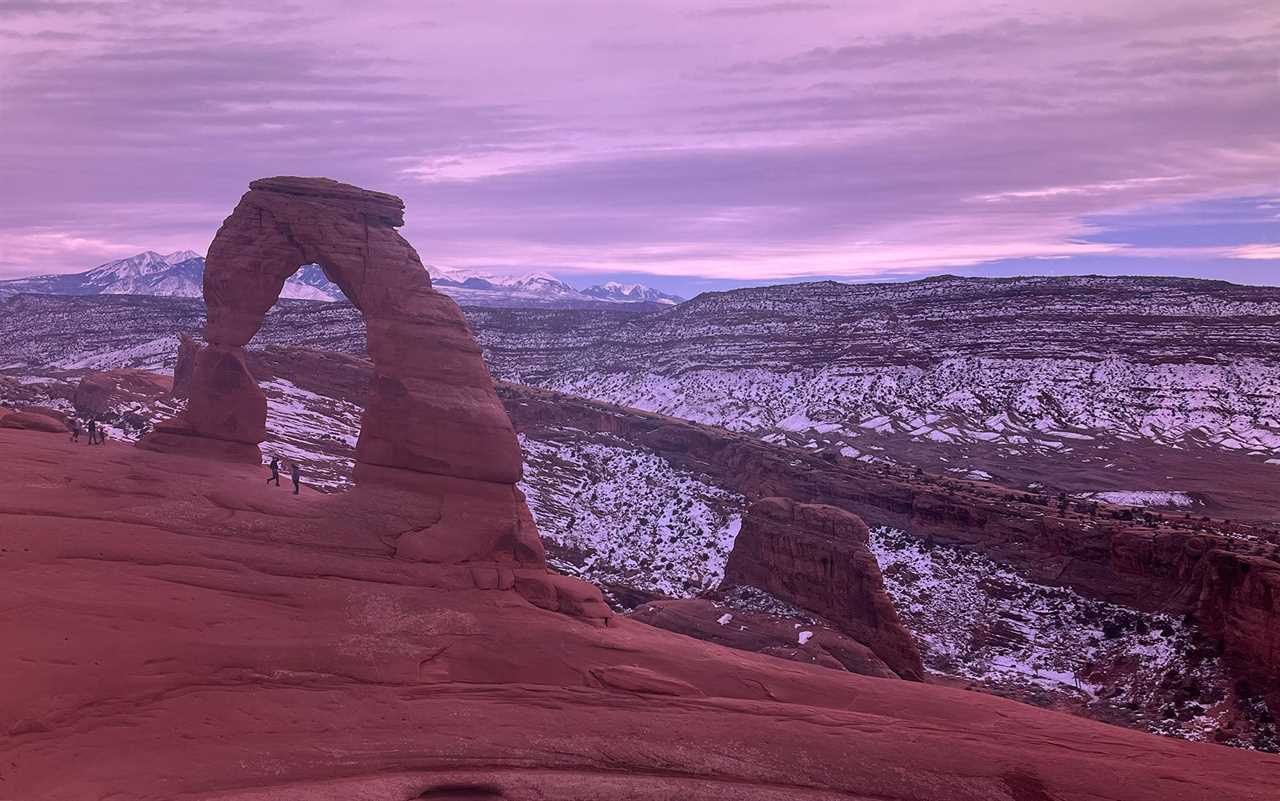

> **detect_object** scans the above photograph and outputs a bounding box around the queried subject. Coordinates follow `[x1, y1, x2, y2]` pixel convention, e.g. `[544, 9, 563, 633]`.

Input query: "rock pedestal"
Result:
[721, 497, 925, 680]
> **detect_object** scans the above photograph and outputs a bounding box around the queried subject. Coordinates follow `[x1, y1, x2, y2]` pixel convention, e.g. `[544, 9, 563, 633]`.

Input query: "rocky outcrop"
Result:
[138, 177, 604, 621]
[171, 333, 199, 398]
[183, 344, 267, 446]
[631, 598, 900, 678]
[5, 426, 1280, 800]
[1192, 550, 1280, 703]
[143, 177, 520, 483]
[73, 369, 172, 416]
[721, 497, 925, 681]
[0, 409, 68, 433]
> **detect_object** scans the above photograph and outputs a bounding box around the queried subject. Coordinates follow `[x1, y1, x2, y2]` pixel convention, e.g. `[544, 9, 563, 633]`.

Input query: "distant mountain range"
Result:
[0, 251, 685, 308]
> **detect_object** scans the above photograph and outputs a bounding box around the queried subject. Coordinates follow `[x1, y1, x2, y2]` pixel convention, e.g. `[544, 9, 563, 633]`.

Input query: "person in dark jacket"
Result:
[290, 462, 301, 495]
[266, 456, 281, 486]
[86, 418, 97, 445]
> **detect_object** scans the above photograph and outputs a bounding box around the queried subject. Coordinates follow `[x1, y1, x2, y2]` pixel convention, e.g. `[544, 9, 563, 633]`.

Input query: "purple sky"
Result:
[0, 0, 1277, 293]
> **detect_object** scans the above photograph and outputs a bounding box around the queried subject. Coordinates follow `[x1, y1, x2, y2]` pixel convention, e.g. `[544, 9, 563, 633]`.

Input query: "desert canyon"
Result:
[0, 178, 1277, 800]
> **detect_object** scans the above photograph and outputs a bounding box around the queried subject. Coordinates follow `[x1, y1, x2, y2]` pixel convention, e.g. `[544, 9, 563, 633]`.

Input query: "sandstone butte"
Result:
[2, 177, 1278, 801]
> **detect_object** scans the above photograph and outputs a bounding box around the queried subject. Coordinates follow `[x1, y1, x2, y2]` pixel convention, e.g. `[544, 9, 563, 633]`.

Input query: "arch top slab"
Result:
[249, 176, 406, 225]
[203, 175, 437, 347]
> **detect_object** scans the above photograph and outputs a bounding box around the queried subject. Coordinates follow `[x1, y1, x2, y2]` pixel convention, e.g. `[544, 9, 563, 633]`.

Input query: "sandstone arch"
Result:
[181, 176, 521, 484]
[139, 176, 611, 621]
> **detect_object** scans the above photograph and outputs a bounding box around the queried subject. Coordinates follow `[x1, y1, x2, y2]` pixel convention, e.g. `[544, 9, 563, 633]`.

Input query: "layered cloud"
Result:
[0, 0, 1275, 284]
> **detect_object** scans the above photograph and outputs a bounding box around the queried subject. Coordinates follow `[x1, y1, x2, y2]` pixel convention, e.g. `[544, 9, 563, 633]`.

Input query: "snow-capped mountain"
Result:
[427, 266, 587, 303]
[582, 281, 683, 305]
[277, 265, 345, 301]
[0, 251, 343, 301]
[0, 251, 199, 297]
[0, 252, 686, 309]
[82, 250, 206, 296]
[427, 266, 684, 307]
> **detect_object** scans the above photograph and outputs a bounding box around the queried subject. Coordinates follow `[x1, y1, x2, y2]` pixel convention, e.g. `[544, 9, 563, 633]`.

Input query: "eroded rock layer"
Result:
[722, 497, 925, 681]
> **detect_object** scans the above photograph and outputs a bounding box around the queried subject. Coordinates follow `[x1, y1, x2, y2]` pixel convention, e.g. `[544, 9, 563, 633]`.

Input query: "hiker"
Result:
[87, 418, 97, 445]
[98, 427, 109, 445]
[266, 456, 281, 486]
[290, 462, 301, 495]
[70, 419, 81, 443]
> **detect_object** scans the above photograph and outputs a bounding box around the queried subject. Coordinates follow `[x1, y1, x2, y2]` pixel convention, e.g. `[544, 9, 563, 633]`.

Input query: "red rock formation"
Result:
[171, 333, 199, 399]
[138, 414, 264, 463]
[3, 427, 1279, 800]
[1192, 549, 1280, 702]
[183, 344, 267, 446]
[722, 497, 925, 681]
[73, 369, 173, 417]
[0, 409, 68, 433]
[138, 177, 604, 620]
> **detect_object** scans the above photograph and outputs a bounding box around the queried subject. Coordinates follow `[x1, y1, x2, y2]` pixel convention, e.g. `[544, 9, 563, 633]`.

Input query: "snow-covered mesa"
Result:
[550, 357, 1280, 458]
[467, 275, 1280, 463]
[1075, 491, 1198, 507]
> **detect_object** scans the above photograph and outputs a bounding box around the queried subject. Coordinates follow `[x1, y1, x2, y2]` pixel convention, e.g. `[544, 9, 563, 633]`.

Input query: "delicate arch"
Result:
[183, 176, 521, 485]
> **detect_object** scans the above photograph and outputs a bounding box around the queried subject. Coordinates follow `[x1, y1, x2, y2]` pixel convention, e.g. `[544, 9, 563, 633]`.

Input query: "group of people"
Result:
[266, 456, 302, 495]
[70, 415, 302, 494]
[70, 417, 108, 445]
[69, 414, 303, 494]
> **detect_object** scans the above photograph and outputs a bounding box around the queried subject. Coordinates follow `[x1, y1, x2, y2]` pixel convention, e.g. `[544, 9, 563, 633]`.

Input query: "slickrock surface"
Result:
[3, 428, 1280, 800]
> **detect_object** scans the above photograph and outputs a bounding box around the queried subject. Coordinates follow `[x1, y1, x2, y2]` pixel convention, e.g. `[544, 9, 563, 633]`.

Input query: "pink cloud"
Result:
[0, 0, 1275, 280]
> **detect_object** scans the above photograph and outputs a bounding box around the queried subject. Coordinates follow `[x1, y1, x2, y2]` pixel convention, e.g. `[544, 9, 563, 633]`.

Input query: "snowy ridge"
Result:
[0, 252, 346, 301]
[581, 280, 683, 305]
[0, 251, 685, 308]
[518, 431, 744, 596]
[1075, 491, 1199, 507]
[548, 356, 1280, 458]
[463, 275, 1280, 462]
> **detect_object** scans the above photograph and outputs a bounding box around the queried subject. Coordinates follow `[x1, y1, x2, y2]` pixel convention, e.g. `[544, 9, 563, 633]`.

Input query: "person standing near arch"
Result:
[290, 461, 301, 495]
[266, 455, 281, 486]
